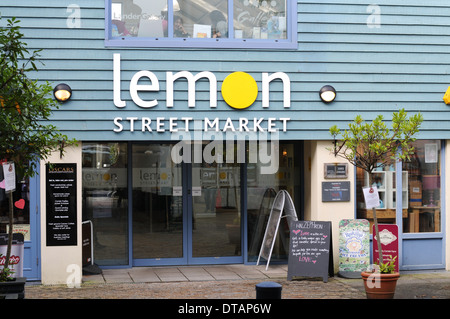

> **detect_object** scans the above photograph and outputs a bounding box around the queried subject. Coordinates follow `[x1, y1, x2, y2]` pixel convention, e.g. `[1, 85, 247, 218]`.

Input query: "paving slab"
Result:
[102, 269, 133, 283]
[204, 266, 242, 280]
[178, 267, 215, 281]
[153, 268, 188, 282]
[128, 268, 160, 283]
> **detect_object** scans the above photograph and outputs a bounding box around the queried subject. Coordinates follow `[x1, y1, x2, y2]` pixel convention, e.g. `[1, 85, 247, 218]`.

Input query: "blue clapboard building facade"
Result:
[0, 0, 449, 283]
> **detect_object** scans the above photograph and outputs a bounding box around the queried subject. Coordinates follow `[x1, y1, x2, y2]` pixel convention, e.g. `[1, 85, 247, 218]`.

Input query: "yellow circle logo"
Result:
[221, 72, 258, 109]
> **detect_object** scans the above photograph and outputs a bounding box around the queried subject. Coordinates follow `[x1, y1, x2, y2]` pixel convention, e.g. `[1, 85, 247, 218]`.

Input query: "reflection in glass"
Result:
[111, 0, 168, 37]
[0, 166, 30, 239]
[356, 149, 398, 232]
[82, 142, 128, 265]
[234, 0, 287, 39]
[191, 142, 240, 258]
[247, 142, 301, 262]
[403, 140, 441, 233]
[356, 140, 442, 234]
[132, 144, 183, 259]
[111, 0, 289, 41]
[172, 0, 228, 38]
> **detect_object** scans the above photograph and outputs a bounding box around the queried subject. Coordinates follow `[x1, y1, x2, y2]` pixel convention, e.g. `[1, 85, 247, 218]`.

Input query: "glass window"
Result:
[82, 143, 129, 266]
[132, 143, 183, 259]
[356, 140, 442, 234]
[403, 140, 441, 233]
[107, 0, 296, 49]
[0, 164, 30, 240]
[356, 154, 398, 232]
[234, 0, 287, 40]
[247, 142, 302, 262]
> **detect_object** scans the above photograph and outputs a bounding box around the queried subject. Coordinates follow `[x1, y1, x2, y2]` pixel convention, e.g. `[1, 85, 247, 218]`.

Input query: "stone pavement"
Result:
[23, 264, 450, 300]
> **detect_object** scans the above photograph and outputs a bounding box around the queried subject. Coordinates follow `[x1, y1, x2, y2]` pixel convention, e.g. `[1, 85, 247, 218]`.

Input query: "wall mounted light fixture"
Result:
[319, 85, 336, 103]
[53, 83, 72, 103]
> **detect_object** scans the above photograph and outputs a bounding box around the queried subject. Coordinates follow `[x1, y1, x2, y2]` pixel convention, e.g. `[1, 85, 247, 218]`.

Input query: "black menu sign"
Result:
[287, 221, 333, 282]
[322, 181, 350, 202]
[46, 163, 77, 246]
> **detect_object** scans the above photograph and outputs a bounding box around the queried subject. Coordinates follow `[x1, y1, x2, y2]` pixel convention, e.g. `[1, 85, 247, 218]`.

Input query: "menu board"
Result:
[322, 181, 350, 202]
[287, 221, 333, 282]
[46, 163, 77, 246]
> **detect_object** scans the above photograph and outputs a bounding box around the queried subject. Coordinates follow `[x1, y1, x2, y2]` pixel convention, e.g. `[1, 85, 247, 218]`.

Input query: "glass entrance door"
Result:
[132, 143, 184, 265]
[84, 141, 302, 267]
[189, 160, 243, 264]
[131, 142, 243, 265]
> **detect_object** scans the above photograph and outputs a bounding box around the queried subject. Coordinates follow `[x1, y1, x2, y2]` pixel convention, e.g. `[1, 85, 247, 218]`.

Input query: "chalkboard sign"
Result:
[322, 181, 350, 202]
[287, 221, 333, 282]
[46, 163, 77, 246]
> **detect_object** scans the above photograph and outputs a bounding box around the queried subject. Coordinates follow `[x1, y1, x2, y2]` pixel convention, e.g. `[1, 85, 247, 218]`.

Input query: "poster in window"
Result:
[425, 143, 438, 163]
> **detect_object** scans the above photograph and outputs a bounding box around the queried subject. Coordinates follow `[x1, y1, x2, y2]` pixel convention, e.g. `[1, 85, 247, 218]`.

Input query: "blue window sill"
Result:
[105, 37, 298, 50]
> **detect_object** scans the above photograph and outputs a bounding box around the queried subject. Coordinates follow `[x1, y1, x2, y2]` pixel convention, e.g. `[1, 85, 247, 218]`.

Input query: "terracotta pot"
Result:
[361, 271, 400, 299]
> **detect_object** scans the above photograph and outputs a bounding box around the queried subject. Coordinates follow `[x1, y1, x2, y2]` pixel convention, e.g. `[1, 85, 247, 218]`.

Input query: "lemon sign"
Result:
[221, 72, 258, 109]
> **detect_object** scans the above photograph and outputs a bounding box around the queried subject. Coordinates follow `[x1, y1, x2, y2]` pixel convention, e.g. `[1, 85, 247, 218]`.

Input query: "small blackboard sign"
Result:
[287, 221, 333, 282]
[46, 163, 77, 246]
[322, 181, 350, 202]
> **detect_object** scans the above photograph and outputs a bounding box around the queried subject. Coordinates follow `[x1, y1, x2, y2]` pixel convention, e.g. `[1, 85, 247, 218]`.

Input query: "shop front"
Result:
[1, 1, 449, 284]
[81, 140, 303, 267]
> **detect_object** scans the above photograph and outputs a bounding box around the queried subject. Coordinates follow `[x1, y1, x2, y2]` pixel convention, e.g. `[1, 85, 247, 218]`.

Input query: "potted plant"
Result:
[361, 255, 399, 299]
[0, 16, 75, 297]
[0, 253, 26, 299]
[329, 109, 422, 298]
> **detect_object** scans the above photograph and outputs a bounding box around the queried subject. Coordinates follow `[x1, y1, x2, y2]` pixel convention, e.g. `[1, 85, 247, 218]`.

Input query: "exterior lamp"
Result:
[53, 83, 72, 102]
[319, 85, 336, 103]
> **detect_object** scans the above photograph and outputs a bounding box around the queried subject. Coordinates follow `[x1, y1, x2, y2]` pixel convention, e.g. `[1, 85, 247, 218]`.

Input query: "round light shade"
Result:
[319, 85, 336, 103]
[53, 83, 72, 102]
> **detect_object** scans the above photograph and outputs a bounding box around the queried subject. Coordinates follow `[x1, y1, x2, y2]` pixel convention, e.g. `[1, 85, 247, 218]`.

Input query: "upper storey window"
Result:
[105, 0, 297, 49]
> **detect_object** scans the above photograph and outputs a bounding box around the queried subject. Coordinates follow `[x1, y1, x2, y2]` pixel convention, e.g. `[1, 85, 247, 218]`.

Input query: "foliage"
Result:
[0, 255, 14, 281]
[0, 16, 76, 278]
[1, 17, 76, 178]
[377, 255, 397, 274]
[329, 109, 423, 176]
[329, 109, 423, 264]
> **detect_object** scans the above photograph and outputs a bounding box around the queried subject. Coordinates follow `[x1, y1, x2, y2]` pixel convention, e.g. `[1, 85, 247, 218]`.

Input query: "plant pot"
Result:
[0, 277, 26, 299]
[361, 271, 399, 299]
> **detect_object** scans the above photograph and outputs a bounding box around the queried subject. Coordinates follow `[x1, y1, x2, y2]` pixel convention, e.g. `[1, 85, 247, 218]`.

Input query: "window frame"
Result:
[104, 0, 297, 49]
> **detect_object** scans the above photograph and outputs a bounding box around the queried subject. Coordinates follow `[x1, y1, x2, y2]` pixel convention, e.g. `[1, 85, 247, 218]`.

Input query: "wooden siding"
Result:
[2, 0, 450, 140]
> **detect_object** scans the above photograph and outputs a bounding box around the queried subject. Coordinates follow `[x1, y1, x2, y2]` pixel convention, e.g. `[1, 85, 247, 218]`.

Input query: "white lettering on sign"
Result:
[113, 53, 290, 109]
[112, 117, 290, 133]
